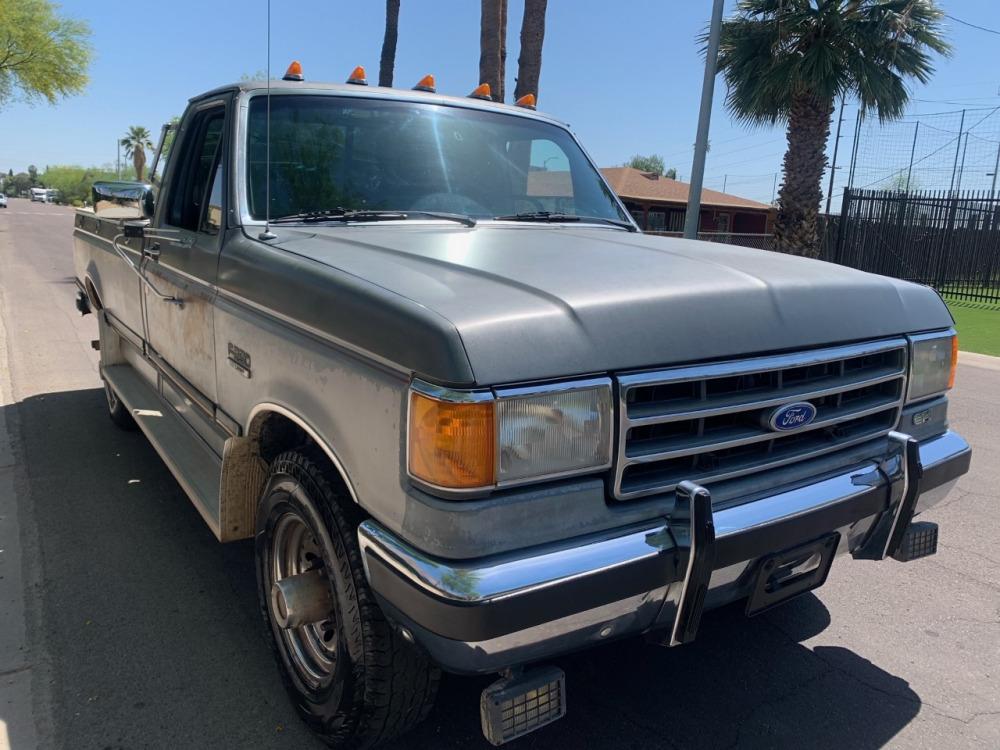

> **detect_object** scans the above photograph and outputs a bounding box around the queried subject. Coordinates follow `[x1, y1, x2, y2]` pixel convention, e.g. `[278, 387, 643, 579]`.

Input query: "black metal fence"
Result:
[833, 189, 1000, 305]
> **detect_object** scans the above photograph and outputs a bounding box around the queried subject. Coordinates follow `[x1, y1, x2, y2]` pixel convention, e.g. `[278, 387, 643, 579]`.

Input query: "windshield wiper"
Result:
[402, 210, 477, 227]
[269, 208, 476, 227]
[492, 211, 637, 232]
[270, 208, 407, 224]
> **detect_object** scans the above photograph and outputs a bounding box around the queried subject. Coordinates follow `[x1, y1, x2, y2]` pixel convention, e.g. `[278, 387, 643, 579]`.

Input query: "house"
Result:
[599, 167, 774, 234]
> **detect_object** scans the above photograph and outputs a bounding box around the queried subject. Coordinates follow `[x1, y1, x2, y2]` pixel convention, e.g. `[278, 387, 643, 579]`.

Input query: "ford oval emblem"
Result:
[767, 402, 817, 432]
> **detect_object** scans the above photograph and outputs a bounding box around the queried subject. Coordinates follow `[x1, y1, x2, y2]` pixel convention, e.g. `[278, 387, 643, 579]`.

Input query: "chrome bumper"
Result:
[359, 430, 970, 673]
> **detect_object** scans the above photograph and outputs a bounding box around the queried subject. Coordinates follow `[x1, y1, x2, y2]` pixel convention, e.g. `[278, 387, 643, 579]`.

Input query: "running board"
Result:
[102, 363, 223, 539]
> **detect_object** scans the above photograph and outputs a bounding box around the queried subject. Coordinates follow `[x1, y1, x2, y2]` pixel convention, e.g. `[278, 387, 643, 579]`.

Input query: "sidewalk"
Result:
[959, 349, 1000, 372]
[0, 227, 43, 750]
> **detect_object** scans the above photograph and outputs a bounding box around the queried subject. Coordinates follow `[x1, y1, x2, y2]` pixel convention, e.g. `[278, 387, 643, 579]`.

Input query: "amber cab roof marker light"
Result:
[413, 74, 436, 93]
[514, 93, 536, 110]
[469, 83, 492, 101]
[282, 60, 304, 82]
[346, 66, 368, 85]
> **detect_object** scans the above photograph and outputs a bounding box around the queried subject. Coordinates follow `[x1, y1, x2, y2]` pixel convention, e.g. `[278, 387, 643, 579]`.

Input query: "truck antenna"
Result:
[258, 0, 277, 241]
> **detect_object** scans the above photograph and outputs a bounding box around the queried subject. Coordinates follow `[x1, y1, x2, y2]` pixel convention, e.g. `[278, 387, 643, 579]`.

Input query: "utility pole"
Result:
[905, 121, 919, 192]
[847, 109, 862, 189]
[955, 132, 970, 192]
[771, 172, 778, 203]
[825, 96, 845, 214]
[683, 0, 725, 239]
[990, 140, 1000, 197]
[722, 174, 728, 193]
[949, 109, 966, 194]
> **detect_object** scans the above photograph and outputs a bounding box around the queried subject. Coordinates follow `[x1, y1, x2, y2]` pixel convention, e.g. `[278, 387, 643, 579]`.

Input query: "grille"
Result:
[613, 338, 908, 501]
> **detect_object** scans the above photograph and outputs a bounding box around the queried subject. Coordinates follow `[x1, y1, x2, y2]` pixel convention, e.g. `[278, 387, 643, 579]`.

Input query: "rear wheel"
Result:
[256, 450, 439, 748]
[103, 379, 137, 431]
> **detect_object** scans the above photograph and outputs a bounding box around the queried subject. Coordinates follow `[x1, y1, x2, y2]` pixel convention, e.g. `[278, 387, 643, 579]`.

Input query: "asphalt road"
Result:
[0, 198, 997, 749]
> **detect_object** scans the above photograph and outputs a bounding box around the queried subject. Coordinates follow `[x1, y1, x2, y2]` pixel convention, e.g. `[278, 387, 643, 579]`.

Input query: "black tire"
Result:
[103, 379, 137, 431]
[256, 450, 439, 749]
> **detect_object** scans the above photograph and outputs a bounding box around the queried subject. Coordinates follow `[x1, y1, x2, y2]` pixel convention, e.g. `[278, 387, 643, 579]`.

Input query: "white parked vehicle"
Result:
[0, 193, 7, 208]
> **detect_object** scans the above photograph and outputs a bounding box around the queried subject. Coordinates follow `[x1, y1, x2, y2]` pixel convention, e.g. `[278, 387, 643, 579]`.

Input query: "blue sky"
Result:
[1, 0, 998, 204]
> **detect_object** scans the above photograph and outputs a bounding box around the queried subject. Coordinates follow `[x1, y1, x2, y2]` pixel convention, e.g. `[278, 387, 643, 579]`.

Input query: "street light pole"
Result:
[683, 0, 725, 239]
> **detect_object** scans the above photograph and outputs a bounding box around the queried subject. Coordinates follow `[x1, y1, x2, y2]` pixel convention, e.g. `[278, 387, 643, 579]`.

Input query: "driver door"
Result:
[142, 99, 229, 454]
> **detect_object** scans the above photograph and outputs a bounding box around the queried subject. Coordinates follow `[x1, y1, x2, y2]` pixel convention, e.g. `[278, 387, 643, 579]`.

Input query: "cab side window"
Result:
[167, 107, 225, 232]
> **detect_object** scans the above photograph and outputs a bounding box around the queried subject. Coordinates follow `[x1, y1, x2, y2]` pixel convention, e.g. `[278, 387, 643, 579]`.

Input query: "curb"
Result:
[958, 350, 1000, 372]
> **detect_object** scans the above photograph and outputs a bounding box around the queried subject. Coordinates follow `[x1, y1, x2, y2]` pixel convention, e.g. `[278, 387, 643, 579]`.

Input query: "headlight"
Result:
[907, 331, 957, 403]
[407, 378, 613, 493]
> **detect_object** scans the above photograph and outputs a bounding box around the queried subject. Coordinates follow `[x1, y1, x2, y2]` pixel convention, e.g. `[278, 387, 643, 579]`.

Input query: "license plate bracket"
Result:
[746, 533, 839, 616]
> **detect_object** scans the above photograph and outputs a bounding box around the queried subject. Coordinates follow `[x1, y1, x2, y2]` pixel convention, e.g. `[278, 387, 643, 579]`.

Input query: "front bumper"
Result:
[358, 430, 970, 673]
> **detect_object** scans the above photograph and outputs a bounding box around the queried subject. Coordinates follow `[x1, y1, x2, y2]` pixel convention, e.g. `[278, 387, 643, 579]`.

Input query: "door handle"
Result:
[112, 233, 184, 307]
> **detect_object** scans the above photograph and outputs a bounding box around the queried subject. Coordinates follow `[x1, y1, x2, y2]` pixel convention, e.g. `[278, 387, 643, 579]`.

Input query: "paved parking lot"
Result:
[1, 199, 998, 749]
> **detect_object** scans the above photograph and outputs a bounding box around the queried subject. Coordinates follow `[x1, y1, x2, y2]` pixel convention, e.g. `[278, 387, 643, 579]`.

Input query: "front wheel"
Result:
[256, 450, 439, 748]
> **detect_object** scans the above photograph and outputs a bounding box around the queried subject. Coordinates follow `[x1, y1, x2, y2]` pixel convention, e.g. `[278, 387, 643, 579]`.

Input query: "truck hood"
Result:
[272, 224, 952, 386]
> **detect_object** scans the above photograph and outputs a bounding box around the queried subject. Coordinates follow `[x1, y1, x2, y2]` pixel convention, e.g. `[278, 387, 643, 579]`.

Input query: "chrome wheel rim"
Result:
[270, 511, 338, 689]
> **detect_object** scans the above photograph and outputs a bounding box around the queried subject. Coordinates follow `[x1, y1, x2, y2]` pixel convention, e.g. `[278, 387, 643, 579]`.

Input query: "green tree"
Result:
[0, 0, 91, 108]
[42, 164, 125, 205]
[27, 165, 38, 185]
[882, 171, 920, 192]
[11, 173, 32, 195]
[120, 126, 154, 182]
[625, 154, 677, 178]
[378, 0, 400, 87]
[715, 0, 949, 257]
[514, 0, 547, 102]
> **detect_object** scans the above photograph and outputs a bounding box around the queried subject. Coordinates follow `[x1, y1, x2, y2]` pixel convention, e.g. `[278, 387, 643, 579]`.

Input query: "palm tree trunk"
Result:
[134, 149, 146, 182]
[514, 0, 547, 102]
[479, 0, 505, 100]
[774, 94, 834, 257]
[498, 0, 507, 102]
[379, 0, 400, 88]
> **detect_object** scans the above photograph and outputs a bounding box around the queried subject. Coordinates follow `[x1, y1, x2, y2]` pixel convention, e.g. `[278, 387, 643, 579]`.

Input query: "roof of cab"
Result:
[190, 79, 568, 128]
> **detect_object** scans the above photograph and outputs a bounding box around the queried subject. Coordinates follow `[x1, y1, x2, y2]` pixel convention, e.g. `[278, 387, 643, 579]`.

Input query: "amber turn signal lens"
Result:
[408, 391, 496, 489]
[948, 335, 958, 390]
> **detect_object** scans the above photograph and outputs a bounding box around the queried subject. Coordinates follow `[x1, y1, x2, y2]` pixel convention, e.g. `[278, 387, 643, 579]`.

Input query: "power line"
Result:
[946, 13, 1000, 36]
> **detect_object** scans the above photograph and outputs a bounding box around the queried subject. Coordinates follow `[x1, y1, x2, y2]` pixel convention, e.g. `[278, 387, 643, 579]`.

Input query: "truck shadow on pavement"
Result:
[6, 388, 922, 749]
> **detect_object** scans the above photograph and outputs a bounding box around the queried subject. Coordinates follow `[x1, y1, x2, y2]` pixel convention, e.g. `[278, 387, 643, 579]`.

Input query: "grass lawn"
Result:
[945, 300, 1000, 357]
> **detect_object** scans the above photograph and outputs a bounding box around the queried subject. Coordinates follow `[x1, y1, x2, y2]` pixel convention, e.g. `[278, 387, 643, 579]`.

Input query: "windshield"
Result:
[246, 94, 629, 223]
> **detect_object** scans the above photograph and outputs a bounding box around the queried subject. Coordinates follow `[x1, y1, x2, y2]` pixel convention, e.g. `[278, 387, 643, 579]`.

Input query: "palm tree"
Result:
[120, 126, 154, 182]
[378, 0, 400, 87]
[514, 0, 547, 102]
[715, 1, 949, 257]
[479, 0, 507, 101]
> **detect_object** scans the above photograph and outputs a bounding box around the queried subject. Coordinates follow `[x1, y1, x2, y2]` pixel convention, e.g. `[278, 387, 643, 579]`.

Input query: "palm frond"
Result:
[715, 0, 949, 124]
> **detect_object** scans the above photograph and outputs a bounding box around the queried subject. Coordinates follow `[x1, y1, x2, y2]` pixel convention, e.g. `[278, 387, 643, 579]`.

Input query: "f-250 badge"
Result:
[227, 342, 252, 378]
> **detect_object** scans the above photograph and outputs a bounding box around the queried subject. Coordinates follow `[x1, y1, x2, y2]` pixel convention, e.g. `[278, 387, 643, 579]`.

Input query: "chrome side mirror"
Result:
[92, 181, 154, 220]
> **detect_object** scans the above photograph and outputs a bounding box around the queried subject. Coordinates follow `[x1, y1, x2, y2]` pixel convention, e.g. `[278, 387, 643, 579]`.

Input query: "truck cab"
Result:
[73, 67, 971, 747]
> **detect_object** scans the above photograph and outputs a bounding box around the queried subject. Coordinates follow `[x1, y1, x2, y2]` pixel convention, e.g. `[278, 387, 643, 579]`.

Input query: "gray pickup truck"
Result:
[73, 69, 971, 747]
